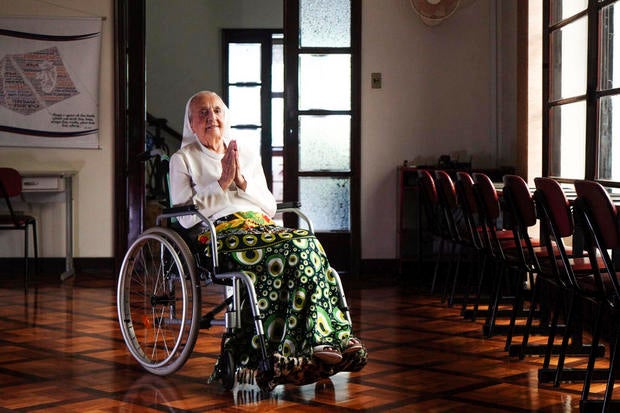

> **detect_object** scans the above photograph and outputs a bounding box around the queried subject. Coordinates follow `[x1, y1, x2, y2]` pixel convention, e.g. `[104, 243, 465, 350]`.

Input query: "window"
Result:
[545, 0, 620, 184]
[223, 30, 284, 201]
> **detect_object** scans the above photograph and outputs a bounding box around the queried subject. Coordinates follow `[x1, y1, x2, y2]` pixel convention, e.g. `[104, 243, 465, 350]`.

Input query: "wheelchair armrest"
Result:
[155, 204, 221, 269]
[156, 204, 205, 225]
[162, 204, 198, 215]
[276, 201, 314, 234]
[277, 201, 301, 210]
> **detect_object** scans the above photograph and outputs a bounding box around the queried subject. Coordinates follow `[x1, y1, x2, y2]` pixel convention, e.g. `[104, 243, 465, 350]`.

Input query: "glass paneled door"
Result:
[285, 0, 361, 274]
[223, 30, 284, 201]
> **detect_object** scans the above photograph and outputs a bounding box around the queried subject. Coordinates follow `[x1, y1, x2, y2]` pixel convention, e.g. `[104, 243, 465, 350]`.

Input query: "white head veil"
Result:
[181, 90, 231, 148]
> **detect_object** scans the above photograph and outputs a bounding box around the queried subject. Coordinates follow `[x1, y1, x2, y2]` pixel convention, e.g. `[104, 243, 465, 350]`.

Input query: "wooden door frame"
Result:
[113, 0, 361, 275]
[113, 0, 146, 273]
[283, 0, 361, 275]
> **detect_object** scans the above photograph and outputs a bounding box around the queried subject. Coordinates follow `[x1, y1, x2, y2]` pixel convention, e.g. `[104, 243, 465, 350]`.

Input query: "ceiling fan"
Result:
[410, 0, 474, 26]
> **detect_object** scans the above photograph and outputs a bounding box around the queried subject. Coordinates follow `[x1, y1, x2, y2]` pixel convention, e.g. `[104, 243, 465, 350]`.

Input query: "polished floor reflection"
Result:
[0, 270, 610, 412]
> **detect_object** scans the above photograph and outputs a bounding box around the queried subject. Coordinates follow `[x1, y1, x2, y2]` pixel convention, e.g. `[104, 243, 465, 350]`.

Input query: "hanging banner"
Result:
[0, 16, 102, 148]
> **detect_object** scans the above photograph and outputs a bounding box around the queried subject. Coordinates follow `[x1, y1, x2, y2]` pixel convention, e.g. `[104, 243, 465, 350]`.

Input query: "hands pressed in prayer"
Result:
[218, 140, 247, 191]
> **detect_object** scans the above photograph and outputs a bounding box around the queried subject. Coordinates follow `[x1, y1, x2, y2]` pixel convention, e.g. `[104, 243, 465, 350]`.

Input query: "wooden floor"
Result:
[0, 268, 614, 412]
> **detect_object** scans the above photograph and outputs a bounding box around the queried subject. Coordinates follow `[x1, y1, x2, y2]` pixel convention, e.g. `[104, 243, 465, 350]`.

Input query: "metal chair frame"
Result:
[116, 201, 351, 390]
[0, 167, 38, 290]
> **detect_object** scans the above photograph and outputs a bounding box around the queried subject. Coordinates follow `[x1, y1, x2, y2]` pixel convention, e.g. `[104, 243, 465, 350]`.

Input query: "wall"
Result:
[146, 0, 283, 135]
[0, 0, 114, 258]
[0, 0, 518, 264]
[360, 0, 517, 259]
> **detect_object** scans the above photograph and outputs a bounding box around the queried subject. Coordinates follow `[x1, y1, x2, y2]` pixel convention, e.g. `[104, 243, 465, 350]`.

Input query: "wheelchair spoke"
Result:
[117, 228, 200, 375]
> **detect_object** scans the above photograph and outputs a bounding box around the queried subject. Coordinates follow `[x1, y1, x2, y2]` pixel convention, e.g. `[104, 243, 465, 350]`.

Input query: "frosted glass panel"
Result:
[231, 127, 261, 158]
[300, 0, 350, 48]
[549, 17, 587, 100]
[272, 155, 283, 202]
[272, 44, 284, 92]
[228, 86, 261, 125]
[300, 177, 350, 231]
[299, 54, 350, 110]
[299, 115, 350, 171]
[599, 3, 620, 91]
[271, 97, 284, 147]
[549, 101, 586, 179]
[598, 95, 620, 180]
[228, 43, 261, 83]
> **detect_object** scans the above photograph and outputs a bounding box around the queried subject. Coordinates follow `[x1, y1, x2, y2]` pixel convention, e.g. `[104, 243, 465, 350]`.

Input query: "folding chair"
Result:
[573, 180, 620, 412]
[533, 177, 605, 387]
[0, 167, 38, 290]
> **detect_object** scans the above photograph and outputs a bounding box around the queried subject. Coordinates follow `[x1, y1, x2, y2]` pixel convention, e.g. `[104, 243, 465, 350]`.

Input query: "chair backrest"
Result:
[455, 171, 483, 249]
[534, 177, 573, 238]
[456, 171, 478, 215]
[417, 169, 438, 206]
[472, 172, 501, 221]
[472, 172, 511, 258]
[574, 180, 620, 249]
[434, 170, 462, 241]
[502, 174, 541, 271]
[573, 179, 620, 299]
[0, 167, 23, 227]
[0, 167, 22, 198]
[533, 177, 579, 289]
[417, 169, 444, 237]
[434, 170, 458, 210]
[502, 175, 536, 228]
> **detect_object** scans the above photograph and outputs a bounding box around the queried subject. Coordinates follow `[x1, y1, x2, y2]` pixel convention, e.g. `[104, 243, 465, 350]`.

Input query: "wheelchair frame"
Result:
[117, 202, 351, 389]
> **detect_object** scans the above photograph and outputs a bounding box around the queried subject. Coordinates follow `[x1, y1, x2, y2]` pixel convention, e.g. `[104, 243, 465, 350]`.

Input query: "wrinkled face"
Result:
[189, 92, 226, 146]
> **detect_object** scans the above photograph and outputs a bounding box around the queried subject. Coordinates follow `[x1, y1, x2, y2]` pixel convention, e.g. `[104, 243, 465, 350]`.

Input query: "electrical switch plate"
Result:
[371, 72, 382, 89]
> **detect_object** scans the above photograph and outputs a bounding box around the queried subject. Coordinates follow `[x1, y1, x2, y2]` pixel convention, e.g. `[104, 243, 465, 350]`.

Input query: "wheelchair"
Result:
[116, 202, 354, 390]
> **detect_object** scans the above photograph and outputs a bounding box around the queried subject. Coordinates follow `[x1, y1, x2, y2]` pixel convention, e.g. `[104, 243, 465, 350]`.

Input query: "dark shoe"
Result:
[343, 337, 363, 354]
[313, 345, 342, 364]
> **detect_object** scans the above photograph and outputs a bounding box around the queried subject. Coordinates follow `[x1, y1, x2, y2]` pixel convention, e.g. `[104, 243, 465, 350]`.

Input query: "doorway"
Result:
[114, 0, 360, 274]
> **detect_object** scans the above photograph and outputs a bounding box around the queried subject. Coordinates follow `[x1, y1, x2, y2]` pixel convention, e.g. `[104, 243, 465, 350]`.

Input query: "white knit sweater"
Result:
[169, 139, 277, 229]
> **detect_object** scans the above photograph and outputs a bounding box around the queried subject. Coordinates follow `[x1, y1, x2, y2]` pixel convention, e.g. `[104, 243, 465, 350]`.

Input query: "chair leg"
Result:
[602, 317, 620, 412]
[32, 221, 38, 277]
[440, 242, 455, 303]
[582, 305, 602, 403]
[471, 253, 489, 321]
[430, 238, 445, 294]
[505, 269, 526, 351]
[542, 294, 563, 369]
[517, 273, 541, 358]
[485, 262, 506, 338]
[447, 246, 463, 307]
[553, 292, 575, 387]
[461, 249, 479, 316]
[23, 226, 29, 291]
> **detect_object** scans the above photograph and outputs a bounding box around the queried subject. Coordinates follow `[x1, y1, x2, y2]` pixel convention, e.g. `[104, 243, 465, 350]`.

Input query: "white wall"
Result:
[361, 0, 517, 259]
[146, 0, 283, 134]
[0, 0, 518, 264]
[0, 0, 114, 258]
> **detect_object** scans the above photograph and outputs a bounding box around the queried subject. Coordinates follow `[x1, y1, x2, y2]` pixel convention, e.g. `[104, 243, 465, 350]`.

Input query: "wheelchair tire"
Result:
[221, 349, 236, 390]
[117, 227, 201, 376]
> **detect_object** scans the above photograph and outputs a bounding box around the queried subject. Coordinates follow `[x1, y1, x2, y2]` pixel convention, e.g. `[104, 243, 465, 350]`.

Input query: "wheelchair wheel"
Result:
[220, 349, 236, 390]
[117, 227, 201, 375]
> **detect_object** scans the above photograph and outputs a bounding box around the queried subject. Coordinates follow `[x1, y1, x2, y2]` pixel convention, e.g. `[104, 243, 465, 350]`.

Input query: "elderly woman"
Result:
[169, 90, 366, 390]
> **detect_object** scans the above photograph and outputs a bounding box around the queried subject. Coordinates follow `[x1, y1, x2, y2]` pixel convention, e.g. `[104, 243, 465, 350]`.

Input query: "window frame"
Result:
[222, 29, 283, 193]
[544, 0, 620, 187]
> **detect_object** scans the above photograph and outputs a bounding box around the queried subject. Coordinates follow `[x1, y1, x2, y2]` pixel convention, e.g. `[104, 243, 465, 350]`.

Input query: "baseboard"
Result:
[359, 259, 399, 276]
[2, 256, 401, 279]
[0, 257, 115, 276]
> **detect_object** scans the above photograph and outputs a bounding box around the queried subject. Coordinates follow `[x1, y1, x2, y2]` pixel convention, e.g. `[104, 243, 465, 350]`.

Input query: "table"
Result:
[21, 170, 77, 281]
